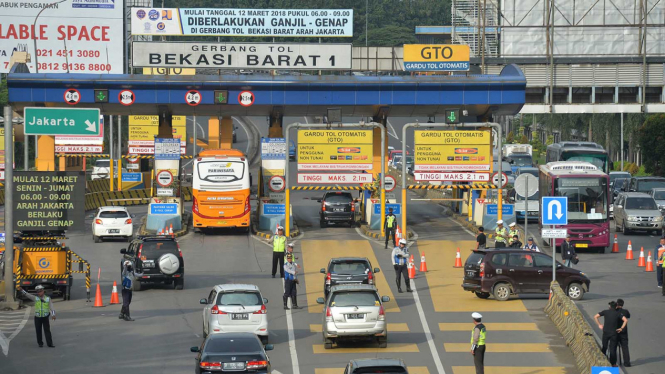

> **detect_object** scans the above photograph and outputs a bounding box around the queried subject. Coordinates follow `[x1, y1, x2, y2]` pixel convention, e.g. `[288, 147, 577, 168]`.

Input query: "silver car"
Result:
[316, 284, 389, 349]
[614, 192, 663, 235]
[649, 188, 665, 215]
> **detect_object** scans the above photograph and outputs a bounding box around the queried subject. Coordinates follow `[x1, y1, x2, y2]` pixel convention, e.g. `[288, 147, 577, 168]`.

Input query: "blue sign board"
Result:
[121, 172, 142, 182]
[542, 197, 568, 225]
[374, 203, 402, 215]
[486, 204, 514, 216]
[0, 233, 5, 243]
[261, 138, 286, 161]
[591, 367, 619, 374]
[263, 204, 285, 215]
[150, 203, 178, 215]
[154, 138, 181, 160]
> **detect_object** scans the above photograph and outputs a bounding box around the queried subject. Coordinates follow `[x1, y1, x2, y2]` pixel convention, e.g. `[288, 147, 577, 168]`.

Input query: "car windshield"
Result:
[204, 337, 261, 353]
[466, 252, 485, 266]
[555, 177, 608, 222]
[518, 169, 538, 178]
[493, 162, 513, 175]
[510, 155, 532, 166]
[330, 291, 379, 307]
[324, 193, 353, 203]
[95, 160, 110, 167]
[353, 367, 407, 374]
[653, 191, 665, 200]
[140, 241, 179, 257]
[610, 172, 631, 183]
[217, 291, 262, 306]
[404, 156, 414, 164]
[563, 153, 608, 172]
[625, 197, 658, 210]
[99, 211, 129, 219]
[637, 180, 665, 193]
[197, 161, 245, 183]
[330, 261, 370, 275]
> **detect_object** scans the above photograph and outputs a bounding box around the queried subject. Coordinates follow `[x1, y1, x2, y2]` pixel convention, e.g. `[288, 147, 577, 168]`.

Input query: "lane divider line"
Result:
[411, 279, 446, 374]
[283, 278, 301, 374]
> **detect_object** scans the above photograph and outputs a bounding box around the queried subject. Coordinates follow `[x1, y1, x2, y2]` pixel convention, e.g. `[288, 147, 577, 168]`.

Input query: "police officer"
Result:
[508, 222, 519, 246]
[470, 312, 486, 374]
[283, 254, 301, 310]
[655, 237, 665, 288]
[494, 220, 508, 248]
[17, 285, 55, 347]
[267, 226, 287, 278]
[562, 235, 577, 267]
[594, 301, 628, 367]
[616, 299, 631, 367]
[285, 243, 301, 270]
[120, 260, 142, 321]
[524, 237, 541, 252]
[384, 207, 397, 249]
[391, 239, 412, 293]
[660, 249, 665, 296]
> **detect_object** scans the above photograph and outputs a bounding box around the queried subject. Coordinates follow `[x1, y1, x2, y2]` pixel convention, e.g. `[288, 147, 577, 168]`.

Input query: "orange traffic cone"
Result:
[109, 281, 120, 304]
[646, 251, 655, 272]
[395, 225, 402, 247]
[611, 234, 620, 253]
[169, 224, 174, 235]
[408, 256, 416, 279]
[638, 247, 646, 267]
[93, 283, 104, 307]
[625, 241, 634, 260]
[453, 247, 463, 268]
[419, 252, 428, 272]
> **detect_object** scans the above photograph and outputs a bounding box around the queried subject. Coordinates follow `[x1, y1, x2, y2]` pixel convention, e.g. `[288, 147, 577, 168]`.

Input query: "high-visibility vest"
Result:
[35, 296, 51, 318]
[495, 227, 508, 243]
[273, 236, 286, 253]
[470, 324, 486, 346]
[509, 229, 519, 243]
[386, 215, 396, 228]
[658, 246, 665, 265]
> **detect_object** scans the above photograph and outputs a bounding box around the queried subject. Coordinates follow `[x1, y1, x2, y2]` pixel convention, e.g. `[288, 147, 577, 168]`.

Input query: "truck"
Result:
[502, 144, 533, 174]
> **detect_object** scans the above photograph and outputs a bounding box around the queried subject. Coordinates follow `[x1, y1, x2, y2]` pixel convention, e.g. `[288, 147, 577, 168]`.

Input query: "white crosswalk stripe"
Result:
[0, 307, 31, 356]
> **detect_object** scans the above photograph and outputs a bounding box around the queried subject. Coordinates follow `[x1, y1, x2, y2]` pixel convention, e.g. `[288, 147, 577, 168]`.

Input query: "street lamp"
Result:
[33, 0, 67, 73]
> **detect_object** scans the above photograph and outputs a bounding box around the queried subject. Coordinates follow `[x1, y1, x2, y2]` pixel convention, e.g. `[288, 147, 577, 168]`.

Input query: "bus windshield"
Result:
[197, 161, 245, 183]
[510, 155, 532, 167]
[562, 153, 608, 172]
[555, 177, 608, 222]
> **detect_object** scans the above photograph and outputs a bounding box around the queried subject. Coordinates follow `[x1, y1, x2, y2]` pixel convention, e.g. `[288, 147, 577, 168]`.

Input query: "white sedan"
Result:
[92, 207, 134, 243]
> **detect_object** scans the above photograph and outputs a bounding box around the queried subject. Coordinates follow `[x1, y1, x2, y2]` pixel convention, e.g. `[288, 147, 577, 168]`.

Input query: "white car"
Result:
[200, 284, 269, 344]
[92, 207, 134, 243]
[91, 159, 111, 180]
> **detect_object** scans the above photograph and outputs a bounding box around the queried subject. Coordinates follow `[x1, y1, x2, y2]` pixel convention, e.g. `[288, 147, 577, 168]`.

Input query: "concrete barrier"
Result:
[545, 281, 610, 374]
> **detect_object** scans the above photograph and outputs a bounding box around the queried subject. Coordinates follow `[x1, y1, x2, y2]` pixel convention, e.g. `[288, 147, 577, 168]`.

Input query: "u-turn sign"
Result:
[542, 197, 567, 225]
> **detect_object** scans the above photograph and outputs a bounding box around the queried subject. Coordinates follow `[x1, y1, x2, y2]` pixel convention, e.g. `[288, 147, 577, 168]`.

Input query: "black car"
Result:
[191, 332, 273, 374]
[120, 236, 185, 291]
[318, 191, 357, 228]
[320, 257, 380, 298]
[345, 358, 408, 374]
[624, 176, 665, 193]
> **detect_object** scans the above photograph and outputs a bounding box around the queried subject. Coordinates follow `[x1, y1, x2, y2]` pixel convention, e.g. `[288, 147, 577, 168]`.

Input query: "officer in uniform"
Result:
[267, 226, 287, 278]
[494, 220, 508, 248]
[391, 239, 412, 293]
[470, 312, 486, 374]
[524, 237, 541, 252]
[655, 237, 665, 288]
[283, 254, 301, 310]
[384, 207, 397, 249]
[508, 222, 519, 246]
[18, 285, 55, 347]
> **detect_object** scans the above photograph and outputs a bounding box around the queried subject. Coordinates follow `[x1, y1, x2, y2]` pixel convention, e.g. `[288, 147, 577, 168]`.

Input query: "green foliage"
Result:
[546, 135, 554, 145]
[638, 114, 665, 175]
[518, 135, 528, 144]
[506, 131, 514, 144]
[355, 26, 417, 47]
[0, 76, 7, 107]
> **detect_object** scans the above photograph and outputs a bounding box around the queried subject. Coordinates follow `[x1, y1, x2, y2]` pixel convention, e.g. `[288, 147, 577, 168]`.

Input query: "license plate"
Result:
[223, 362, 246, 370]
[347, 313, 364, 319]
[108, 229, 120, 233]
[142, 261, 154, 268]
[231, 313, 249, 320]
[334, 208, 344, 212]
[576, 243, 588, 248]
[217, 221, 227, 225]
[467, 271, 475, 277]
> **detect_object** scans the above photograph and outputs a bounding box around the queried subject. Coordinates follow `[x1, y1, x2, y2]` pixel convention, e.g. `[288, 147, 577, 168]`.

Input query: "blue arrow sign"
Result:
[591, 367, 618, 374]
[542, 197, 568, 225]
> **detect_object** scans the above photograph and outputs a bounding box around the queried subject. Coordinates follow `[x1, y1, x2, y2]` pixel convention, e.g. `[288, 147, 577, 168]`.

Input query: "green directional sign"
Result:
[445, 108, 460, 124]
[214, 90, 228, 104]
[24, 107, 102, 136]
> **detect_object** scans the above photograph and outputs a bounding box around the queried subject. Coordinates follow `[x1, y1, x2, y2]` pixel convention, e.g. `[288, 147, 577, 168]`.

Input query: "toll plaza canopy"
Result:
[8, 64, 525, 117]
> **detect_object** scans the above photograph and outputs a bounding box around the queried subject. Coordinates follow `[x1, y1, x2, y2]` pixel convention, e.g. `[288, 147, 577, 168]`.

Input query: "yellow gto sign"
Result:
[414, 130, 491, 171]
[129, 115, 186, 141]
[415, 130, 490, 145]
[403, 44, 470, 72]
[297, 130, 373, 170]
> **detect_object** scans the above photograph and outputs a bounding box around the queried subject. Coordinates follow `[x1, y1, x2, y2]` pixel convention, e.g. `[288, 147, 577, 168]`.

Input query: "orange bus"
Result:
[192, 149, 251, 232]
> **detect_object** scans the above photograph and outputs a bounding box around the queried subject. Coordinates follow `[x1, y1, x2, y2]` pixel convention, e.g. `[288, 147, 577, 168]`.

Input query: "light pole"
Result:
[33, 0, 67, 73]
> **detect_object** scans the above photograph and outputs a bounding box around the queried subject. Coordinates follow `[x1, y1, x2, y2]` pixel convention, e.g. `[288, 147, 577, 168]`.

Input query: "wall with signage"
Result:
[414, 130, 491, 181]
[297, 130, 373, 171]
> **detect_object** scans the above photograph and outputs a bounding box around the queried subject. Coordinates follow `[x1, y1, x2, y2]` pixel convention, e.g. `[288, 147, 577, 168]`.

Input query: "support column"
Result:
[220, 117, 234, 149]
[36, 135, 55, 171]
[208, 117, 220, 149]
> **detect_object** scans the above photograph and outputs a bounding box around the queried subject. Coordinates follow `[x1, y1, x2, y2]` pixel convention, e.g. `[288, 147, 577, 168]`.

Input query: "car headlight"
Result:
[627, 216, 638, 222]
[579, 272, 586, 276]
[654, 216, 663, 222]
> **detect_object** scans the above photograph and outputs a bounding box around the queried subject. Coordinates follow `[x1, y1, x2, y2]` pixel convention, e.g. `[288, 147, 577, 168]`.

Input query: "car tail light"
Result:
[253, 304, 267, 314]
[321, 202, 326, 211]
[138, 244, 143, 260]
[378, 305, 385, 321]
[177, 242, 183, 257]
[367, 271, 374, 285]
[350, 203, 355, 212]
[193, 196, 199, 214]
[479, 263, 485, 278]
[95, 219, 102, 225]
[197, 158, 202, 161]
[325, 307, 332, 321]
[325, 273, 331, 285]
[211, 305, 228, 315]
[125, 219, 132, 224]
[199, 362, 222, 369]
[246, 361, 268, 369]
[56, 280, 67, 284]
[244, 195, 250, 215]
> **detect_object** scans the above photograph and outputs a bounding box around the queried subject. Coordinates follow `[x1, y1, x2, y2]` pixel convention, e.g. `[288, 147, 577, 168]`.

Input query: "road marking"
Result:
[312, 343, 419, 353]
[452, 367, 566, 374]
[316, 368, 430, 374]
[411, 279, 447, 374]
[387, 120, 399, 140]
[233, 117, 252, 156]
[440, 323, 538, 331]
[444, 343, 551, 353]
[283, 278, 301, 374]
[309, 322, 410, 333]
[420, 240, 527, 312]
[448, 217, 477, 237]
[0, 307, 31, 356]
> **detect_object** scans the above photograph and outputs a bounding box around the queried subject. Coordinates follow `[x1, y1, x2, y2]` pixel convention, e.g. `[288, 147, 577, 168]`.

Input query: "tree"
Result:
[506, 131, 515, 144]
[0, 76, 7, 107]
[518, 135, 528, 144]
[355, 26, 417, 47]
[638, 114, 665, 175]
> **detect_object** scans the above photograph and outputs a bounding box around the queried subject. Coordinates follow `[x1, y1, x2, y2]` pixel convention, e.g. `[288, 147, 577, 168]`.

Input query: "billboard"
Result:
[133, 42, 352, 70]
[414, 130, 491, 172]
[0, 0, 124, 74]
[128, 115, 186, 155]
[130, 8, 353, 37]
[403, 44, 470, 71]
[297, 130, 373, 171]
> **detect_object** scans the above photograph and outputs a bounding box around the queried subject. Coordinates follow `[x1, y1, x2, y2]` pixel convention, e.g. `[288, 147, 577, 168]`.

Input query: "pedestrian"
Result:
[284, 243, 301, 270]
[508, 222, 519, 246]
[267, 226, 287, 278]
[476, 227, 486, 249]
[524, 237, 541, 252]
[594, 301, 628, 367]
[17, 285, 55, 348]
[494, 220, 508, 248]
[391, 238, 412, 293]
[660, 250, 665, 297]
[470, 312, 486, 374]
[561, 235, 576, 267]
[120, 260, 142, 321]
[616, 299, 631, 367]
[384, 207, 397, 249]
[510, 235, 523, 248]
[283, 254, 301, 310]
[656, 237, 665, 288]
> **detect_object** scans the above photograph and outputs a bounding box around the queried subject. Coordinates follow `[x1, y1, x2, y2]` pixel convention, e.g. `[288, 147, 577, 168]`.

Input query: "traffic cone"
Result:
[93, 283, 104, 307]
[109, 281, 120, 304]
[638, 247, 646, 267]
[646, 251, 655, 272]
[453, 247, 463, 268]
[395, 225, 402, 247]
[625, 241, 634, 260]
[169, 224, 174, 235]
[611, 234, 620, 253]
[419, 252, 428, 272]
[408, 256, 416, 279]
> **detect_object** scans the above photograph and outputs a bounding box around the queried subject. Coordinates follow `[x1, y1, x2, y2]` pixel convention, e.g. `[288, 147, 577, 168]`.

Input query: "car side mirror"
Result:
[199, 298, 208, 304]
[263, 298, 269, 304]
[190, 346, 200, 352]
[381, 296, 390, 302]
[264, 344, 274, 351]
[374, 268, 380, 273]
[320, 268, 326, 274]
[120, 248, 127, 254]
[316, 297, 325, 304]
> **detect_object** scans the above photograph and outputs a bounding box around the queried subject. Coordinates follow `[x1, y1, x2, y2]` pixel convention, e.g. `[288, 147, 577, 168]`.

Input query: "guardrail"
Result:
[545, 281, 611, 374]
[84, 186, 192, 211]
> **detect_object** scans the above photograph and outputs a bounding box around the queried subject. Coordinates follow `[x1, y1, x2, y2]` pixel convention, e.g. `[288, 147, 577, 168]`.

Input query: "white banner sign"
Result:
[541, 228, 568, 239]
[298, 173, 372, 184]
[55, 145, 102, 153]
[130, 8, 353, 37]
[133, 42, 352, 70]
[0, 1, 124, 74]
[128, 146, 186, 155]
[298, 163, 373, 171]
[414, 172, 490, 182]
[414, 164, 492, 171]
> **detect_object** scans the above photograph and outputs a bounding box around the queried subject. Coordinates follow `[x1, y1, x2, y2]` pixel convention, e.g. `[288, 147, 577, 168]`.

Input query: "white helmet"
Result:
[472, 312, 483, 319]
[35, 285, 45, 291]
[509, 222, 516, 227]
[124, 260, 132, 266]
[287, 243, 294, 248]
[399, 239, 407, 245]
[497, 220, 504, 225]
